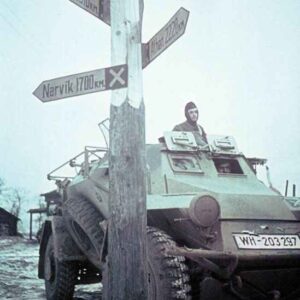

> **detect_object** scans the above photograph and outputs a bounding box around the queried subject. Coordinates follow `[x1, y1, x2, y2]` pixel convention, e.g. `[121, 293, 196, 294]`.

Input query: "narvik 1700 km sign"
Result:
[33, 64, 128, 102]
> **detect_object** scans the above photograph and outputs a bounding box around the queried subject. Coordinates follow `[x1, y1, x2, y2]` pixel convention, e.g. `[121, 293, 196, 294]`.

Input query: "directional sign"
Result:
[69, 0, 110, 25]
[142, 7, 189, 68]
[33, 64, 128, 102]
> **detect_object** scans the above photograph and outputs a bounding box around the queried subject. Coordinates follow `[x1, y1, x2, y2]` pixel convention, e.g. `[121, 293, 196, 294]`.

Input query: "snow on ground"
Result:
[0, 237, 102, 300]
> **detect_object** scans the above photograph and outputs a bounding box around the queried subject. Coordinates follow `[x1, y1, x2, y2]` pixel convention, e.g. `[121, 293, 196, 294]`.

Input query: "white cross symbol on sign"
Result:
[109, 67, 126, 88]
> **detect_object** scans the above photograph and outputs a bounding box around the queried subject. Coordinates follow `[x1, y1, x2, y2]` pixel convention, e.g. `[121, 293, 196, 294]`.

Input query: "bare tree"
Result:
[8, 188, 23, 218]
[0, 177, 5, 195]
[35, 196, 46, 229]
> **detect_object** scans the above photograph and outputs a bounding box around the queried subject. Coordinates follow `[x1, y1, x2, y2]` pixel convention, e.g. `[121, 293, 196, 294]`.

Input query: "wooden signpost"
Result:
[33, 1, 189, 299]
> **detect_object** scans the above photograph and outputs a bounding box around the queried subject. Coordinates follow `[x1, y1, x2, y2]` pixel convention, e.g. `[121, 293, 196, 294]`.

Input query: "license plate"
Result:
[233, 233, 300, 249]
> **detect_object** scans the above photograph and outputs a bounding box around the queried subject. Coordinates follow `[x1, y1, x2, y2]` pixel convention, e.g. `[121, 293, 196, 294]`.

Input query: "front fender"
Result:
[38, 216, 85, 279]
[38, 220, 52, 279]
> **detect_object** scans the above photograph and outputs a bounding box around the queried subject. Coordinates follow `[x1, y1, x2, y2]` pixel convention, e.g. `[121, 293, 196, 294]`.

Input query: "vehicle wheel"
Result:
[102, 227, 191, 299]
[44, 235, 77, 300]
[147, 227, 191, 299]
[63, 197, 105, 269]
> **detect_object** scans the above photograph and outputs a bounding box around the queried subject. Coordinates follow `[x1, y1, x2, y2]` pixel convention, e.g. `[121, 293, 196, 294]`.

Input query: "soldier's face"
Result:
[188, 108, 198, 122]
[218, 163, 231, 173]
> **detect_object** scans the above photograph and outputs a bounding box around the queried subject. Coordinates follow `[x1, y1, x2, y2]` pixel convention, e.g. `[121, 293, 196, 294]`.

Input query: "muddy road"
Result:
[0, 237, 102, 300]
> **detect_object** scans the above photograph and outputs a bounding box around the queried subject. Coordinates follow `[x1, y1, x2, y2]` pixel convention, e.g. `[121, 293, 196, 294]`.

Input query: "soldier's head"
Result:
[185, 101, 198, 125]
[217, 162, 232, 174]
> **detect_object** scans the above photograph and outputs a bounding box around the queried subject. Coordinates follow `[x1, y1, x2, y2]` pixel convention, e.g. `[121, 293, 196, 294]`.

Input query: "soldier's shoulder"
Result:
[173, 121, 188, 131]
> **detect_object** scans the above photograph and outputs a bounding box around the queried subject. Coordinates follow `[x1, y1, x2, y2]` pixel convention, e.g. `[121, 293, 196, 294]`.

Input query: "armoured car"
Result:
[38, 122, 300, 299]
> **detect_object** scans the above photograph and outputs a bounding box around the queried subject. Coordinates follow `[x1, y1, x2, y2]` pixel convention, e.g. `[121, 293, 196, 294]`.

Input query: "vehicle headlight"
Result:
[189, 194, 220, 227]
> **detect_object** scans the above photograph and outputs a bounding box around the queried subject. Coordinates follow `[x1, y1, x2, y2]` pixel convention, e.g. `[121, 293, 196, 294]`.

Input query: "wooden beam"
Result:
[104, 0, 147, 299]
[29, 212, 33, 240]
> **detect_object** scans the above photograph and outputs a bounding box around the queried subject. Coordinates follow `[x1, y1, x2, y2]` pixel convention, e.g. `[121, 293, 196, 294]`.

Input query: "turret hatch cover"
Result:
[208, 135, 239, 154]
[164, 131, 197, 151]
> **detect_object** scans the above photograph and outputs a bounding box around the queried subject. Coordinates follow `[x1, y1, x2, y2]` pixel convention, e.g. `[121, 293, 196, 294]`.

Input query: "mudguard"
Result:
[51, 216, 85, 261]
[38, 216, 85, 279]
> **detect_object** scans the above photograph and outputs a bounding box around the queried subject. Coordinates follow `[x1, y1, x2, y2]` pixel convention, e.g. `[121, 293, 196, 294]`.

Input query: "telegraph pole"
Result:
[104, 0, 148, 299]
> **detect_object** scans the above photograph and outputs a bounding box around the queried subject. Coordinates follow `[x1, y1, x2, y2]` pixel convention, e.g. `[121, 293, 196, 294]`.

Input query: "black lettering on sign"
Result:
[95, 80, 104, 88]
[239, 236, 250, 246]
[164, 17, 185, 44]
[43, 81, 74, 99]
[249, 236, 256, 246]
[268, 237, 275, 246]
[262, 237, 268, 246]
[281, 237, 290, 246]
[274, 237, 280, 246]
[77, 0, 98, 14]
[67, 80, 74, 93]
[49, 86, 55, 97]
[84, 75, 94, 91]
[76, 75, 95, 92]
[76, 77, 84, 92]
[43, 83, 50, 98]
[59, 84, 64, 95]
[150, 36, 164, 53]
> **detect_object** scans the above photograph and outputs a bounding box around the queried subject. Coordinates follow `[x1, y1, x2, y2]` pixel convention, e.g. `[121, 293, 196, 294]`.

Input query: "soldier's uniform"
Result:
[173, 121, 207, 145]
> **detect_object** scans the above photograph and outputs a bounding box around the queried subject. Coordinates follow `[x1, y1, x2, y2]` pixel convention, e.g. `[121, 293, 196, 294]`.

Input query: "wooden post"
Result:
[293, 184, 296, 197]
[285, 180, 289, 196]
[29, 212, 33, 240]
[104, 0, 147, 299]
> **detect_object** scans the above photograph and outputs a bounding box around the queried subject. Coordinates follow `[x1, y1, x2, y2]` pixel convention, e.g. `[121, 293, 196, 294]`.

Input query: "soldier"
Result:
[173, 101, 208, 145]
[216, 161, 232, 174]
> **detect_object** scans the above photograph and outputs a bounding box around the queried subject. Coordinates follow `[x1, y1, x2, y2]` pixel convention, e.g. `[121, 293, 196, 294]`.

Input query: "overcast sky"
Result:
[0, 0, 299, 198]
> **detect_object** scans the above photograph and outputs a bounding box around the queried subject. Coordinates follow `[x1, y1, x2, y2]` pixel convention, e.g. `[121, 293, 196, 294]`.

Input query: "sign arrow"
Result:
[69, 3, 189, 69]
[69, 0, 110, 25]
[142, 7, 189, 68]
[33, 64, 128, 102]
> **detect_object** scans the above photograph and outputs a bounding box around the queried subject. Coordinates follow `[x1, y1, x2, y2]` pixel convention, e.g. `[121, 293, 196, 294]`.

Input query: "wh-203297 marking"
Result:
[233, 233, 300, 250]
[261, 236, 297, 247]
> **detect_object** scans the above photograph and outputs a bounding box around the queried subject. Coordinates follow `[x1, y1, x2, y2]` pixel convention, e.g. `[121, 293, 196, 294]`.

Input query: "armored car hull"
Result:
[38, 131, 300, 299]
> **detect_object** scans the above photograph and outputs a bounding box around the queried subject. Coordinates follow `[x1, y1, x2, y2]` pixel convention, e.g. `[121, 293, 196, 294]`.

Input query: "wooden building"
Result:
[0, 207, 19, 236]
[27, 190, 62, 239]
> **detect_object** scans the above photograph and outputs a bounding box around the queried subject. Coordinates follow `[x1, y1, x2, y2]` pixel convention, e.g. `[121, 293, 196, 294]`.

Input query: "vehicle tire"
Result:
[102, 227, 191, 299]
[44, 235, 77, 300]
[63, 197, 105, 269]
[147, 227, 191, 299]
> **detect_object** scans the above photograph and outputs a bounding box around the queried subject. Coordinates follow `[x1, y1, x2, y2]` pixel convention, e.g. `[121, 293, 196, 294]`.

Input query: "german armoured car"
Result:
[38, 122, 300, 299]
